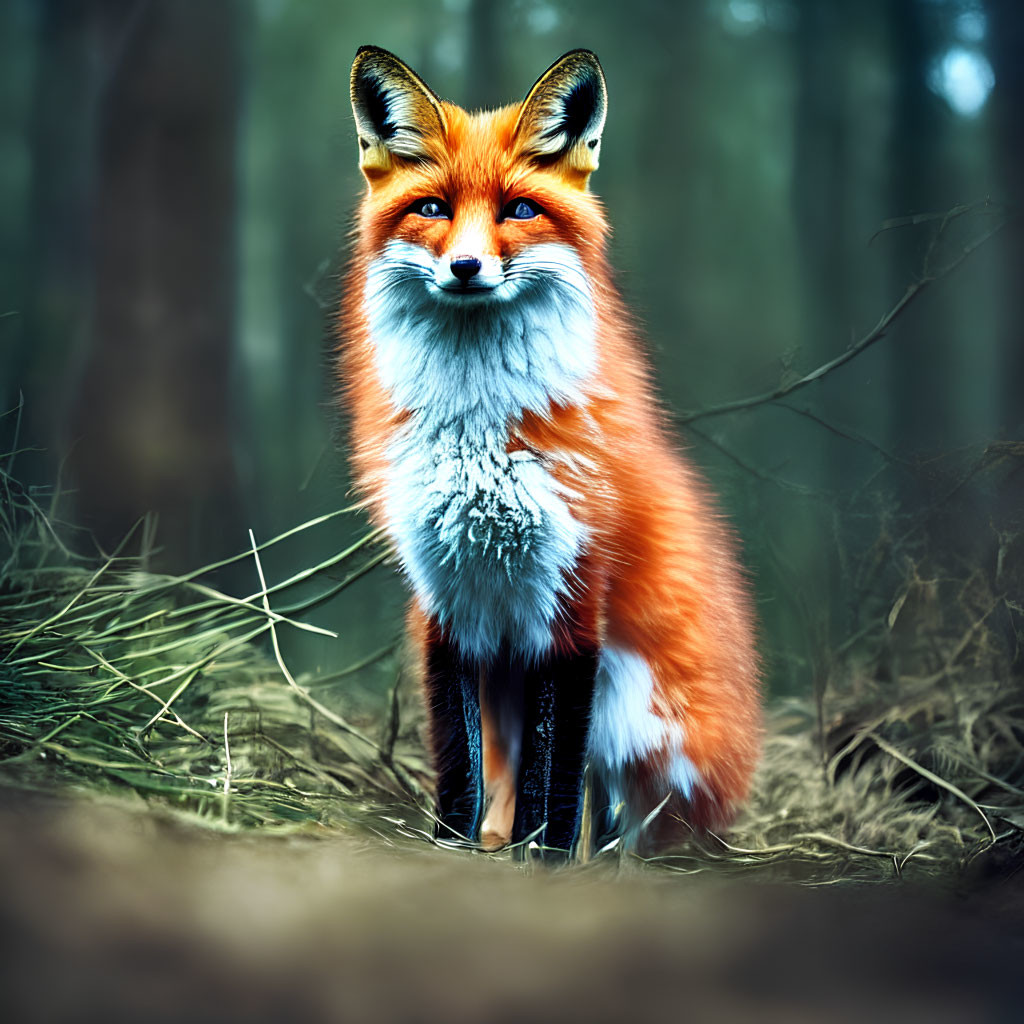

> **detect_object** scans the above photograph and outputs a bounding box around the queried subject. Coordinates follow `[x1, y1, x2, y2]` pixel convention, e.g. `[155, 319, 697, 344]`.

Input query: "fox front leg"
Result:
[423, 633, 484, 844]
[512, 647, 599, 861]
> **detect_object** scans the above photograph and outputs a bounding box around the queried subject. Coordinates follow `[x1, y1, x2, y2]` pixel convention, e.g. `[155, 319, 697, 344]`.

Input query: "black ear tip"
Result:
[353, 44, 377, 66]
[354, 44, 388, 59]
[564, 48, 601, 62]
[558, 49, 605, 77]
[352, 44, 401, 76]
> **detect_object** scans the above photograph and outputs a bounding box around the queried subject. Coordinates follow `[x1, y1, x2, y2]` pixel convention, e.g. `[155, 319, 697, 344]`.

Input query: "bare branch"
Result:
[867, 198, 1002, 246]
[686, 423, 818, 496]
[675, 213, 1011, 428]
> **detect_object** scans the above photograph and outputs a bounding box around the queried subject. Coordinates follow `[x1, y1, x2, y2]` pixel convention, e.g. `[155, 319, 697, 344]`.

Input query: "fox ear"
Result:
[515, 50, 607, 181]
[350, 46, 446, 178]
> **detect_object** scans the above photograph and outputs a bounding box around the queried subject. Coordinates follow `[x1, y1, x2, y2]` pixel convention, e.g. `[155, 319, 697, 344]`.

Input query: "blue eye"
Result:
[502, 198, 542, 221]
[411, 197, 451, 219]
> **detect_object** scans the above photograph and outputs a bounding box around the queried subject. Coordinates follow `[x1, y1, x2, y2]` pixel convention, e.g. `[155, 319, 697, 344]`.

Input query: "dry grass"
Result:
[662, 677, 1024, 882]
[0, 438, 432, 834]
[2, 434, 1023, 885]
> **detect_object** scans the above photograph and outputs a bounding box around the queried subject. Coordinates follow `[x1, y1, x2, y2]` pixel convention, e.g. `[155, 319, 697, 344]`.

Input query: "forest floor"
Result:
[3, 649, 1024, 1024]
[3, 465, 1024, 1022]
[1, 787, 1023, 1024]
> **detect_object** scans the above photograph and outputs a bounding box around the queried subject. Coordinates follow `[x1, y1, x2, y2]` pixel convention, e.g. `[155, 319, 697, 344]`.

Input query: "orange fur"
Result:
[337, 51, 761, 843]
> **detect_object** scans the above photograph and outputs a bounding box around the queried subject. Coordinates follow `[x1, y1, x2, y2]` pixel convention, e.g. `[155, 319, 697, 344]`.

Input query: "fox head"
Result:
[347, 47, 612, 423]
[349, 46, 608, 300]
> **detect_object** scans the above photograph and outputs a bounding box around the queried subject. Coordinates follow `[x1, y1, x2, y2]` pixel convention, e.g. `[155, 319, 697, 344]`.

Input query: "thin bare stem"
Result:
[676, 216, 1009, 428]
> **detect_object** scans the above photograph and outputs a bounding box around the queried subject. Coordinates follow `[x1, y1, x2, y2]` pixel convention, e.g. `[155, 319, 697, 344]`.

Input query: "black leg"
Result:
[511, 647, 598, 861]
[423, 632, 483, 843]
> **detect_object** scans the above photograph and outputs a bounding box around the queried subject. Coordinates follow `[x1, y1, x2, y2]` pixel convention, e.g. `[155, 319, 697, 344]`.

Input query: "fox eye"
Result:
[501, 198, 542, 221]
[410, 197, 452, 219]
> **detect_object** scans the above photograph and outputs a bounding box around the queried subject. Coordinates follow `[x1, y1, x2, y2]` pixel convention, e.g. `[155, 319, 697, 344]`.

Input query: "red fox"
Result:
[337, 46, 760, 860]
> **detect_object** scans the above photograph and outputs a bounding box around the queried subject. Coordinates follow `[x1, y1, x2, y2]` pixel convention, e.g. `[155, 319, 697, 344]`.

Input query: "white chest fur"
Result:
[364, 240, 597, 659]
[386, 420, 584, 658]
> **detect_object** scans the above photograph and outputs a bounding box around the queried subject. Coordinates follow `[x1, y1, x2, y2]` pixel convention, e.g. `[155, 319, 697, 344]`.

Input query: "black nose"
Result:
[450, 255, 482, 283]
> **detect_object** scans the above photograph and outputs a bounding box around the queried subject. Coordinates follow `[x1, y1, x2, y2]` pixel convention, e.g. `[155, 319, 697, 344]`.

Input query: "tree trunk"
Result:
[70, 1, 246, 569]
[884, 0, 947, 454]
[465, 0, 506, 109]
[986, 0, 1024, 437]
[14, 0, 105, 474]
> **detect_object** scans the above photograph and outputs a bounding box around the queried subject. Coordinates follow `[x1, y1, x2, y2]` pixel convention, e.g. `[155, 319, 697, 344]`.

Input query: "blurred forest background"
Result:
[1, 0, 1021, 702]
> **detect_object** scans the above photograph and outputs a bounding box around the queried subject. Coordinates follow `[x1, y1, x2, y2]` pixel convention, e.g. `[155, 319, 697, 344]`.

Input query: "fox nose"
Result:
[450, 255, 482, 283]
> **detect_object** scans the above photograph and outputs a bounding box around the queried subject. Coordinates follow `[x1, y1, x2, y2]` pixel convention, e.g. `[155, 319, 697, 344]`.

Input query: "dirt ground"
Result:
[0, 791, 1021, 1023]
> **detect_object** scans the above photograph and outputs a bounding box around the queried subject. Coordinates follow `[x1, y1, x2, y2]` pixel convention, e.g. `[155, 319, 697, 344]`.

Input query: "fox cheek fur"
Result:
[336, 45, 762, 860]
